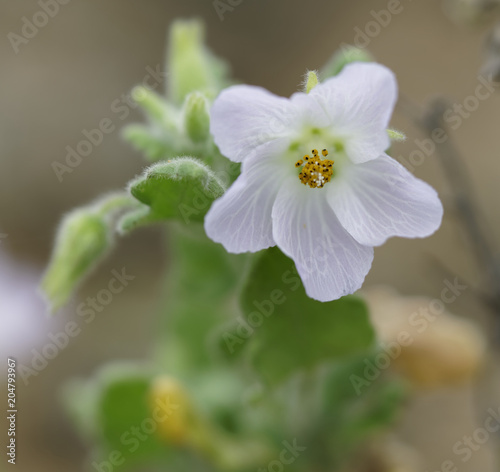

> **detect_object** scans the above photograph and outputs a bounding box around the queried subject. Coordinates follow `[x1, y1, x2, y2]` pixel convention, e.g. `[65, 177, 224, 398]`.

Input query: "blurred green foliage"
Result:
[45, 18, 406, 472]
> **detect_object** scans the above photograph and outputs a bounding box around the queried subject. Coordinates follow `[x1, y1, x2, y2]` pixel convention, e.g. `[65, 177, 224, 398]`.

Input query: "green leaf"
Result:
[62, 378, 101, 443]
[41, 209, 112, 313]
[120, 157, 225, 232]
[238, 247, 375, 384]
[321, 44, 374, 79]
[98, 374, 163, 459]
[167, 19, 231, 104]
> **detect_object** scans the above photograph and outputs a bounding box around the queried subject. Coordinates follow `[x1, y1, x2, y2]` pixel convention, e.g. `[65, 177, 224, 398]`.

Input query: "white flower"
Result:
[205, 63, 443, 302]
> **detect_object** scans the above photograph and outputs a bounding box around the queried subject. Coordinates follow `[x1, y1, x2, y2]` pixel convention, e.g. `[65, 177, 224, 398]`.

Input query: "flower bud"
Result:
[363, 286, 486, 388]
[167, 19, 229, 104]
[149, 376, 197, 445]
[304, 70, 319, 93]
[183, 91, 210, 143]
[321, 44, 374, 79]
[41, 209, 111, 313]
[132, 86, 174, 126]
[149, 375, 274, 470]
[387, 128, 406, 142]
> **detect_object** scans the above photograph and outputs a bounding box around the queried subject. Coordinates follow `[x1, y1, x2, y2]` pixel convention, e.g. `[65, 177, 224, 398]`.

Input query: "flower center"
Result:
[295, 149, 334, 189]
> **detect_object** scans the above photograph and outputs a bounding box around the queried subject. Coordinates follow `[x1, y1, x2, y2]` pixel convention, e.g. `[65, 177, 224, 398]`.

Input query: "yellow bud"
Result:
[149, 376, 275, 470]
[363, 286, 486, 389]
[149, 376, 195, 445]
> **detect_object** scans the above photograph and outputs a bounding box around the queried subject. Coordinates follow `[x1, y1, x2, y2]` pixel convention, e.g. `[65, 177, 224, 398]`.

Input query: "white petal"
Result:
[310, 62, 397, 164]
[210, 85, 294, 163]
[289, 91, 331, 130]
[272, 178, 374, 302]
[327, 154, 443, 246]
[204, 141, 289, 253]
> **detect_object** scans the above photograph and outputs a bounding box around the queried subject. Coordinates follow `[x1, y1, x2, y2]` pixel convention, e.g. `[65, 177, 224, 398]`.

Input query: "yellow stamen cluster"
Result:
[296, 149, 334, 188]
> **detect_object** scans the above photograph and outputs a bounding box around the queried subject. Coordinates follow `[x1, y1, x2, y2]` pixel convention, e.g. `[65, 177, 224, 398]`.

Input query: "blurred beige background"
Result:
[0, 0, 499, 470]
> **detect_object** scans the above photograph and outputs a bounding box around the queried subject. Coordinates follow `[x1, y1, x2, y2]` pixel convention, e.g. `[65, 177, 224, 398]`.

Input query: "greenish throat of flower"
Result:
[295, 148, 335, 189]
